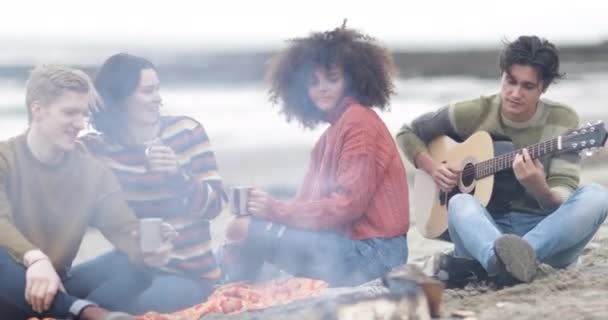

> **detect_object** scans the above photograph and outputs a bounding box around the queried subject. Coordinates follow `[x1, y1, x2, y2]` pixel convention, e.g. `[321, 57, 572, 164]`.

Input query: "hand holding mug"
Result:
[247, 188, 275, 217]
[133, 219, 178, 268]
[145, 143, 179, 175]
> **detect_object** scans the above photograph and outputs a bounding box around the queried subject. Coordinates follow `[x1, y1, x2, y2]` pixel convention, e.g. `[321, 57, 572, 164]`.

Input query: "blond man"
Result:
[0, 65, 167, 320]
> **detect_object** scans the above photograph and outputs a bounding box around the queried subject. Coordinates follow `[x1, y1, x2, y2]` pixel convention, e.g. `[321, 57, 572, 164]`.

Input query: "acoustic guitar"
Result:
[412, 121, 608, 239]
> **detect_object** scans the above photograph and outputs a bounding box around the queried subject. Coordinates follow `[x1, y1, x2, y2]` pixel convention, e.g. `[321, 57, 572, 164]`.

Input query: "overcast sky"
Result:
[1, 0, 607, 49]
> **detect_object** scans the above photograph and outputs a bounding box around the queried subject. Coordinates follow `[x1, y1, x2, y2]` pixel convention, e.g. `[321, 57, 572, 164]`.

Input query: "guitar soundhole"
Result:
[461, 162, 475, 188]
[439, 161, 477, 206]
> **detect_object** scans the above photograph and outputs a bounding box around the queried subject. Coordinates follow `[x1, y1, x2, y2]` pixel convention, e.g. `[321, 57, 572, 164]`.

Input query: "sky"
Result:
[1, 0, 607, 50]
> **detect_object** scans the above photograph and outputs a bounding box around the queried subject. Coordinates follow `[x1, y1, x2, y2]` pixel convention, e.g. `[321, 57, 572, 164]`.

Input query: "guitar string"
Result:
[459, 138, 559, 177]
[461, 129, 593, 177]
[447, 127, 594, 179]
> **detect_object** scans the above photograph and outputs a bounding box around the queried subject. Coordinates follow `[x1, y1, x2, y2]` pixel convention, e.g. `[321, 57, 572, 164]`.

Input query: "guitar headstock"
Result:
[561, 121, 608, 156]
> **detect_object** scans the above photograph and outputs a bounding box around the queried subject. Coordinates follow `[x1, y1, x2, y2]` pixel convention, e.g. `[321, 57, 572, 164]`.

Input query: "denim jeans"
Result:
[221, 218, 408, 287]
[0, 249, 150, 319]
[447, 183, 608, 274]
[126, 271, 214, 313]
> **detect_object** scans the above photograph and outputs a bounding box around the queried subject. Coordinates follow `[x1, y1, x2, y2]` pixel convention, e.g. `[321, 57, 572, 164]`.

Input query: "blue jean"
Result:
[88, 251, 215, 314]
[447, 183, 608, 274]
[222, 218, 408, 286]
[128, 272, 214, 313]
[0, 249, 150, 319]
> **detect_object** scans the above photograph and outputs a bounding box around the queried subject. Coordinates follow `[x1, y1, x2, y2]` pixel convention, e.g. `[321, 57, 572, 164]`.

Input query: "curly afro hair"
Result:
[266, 26, 396, 129]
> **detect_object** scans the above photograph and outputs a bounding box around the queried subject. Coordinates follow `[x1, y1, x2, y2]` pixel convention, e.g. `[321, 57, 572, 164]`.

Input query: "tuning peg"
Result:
[584, 149, 594, 157]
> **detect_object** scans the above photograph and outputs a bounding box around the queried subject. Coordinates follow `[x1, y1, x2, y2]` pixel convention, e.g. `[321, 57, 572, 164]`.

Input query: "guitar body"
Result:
[413, 131, 495, 239]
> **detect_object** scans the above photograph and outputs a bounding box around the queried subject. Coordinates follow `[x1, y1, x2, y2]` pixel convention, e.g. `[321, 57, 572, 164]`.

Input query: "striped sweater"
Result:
[83, 116, 224, 280]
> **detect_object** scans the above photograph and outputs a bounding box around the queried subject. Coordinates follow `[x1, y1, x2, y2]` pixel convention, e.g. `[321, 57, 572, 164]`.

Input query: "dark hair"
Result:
[91, 53, 156, 143]
[266, 27, 396, 129]
[499, 35, 564, 90]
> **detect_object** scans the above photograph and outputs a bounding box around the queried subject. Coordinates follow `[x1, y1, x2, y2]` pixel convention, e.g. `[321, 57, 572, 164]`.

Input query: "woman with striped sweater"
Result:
[84, 53, 224, 313]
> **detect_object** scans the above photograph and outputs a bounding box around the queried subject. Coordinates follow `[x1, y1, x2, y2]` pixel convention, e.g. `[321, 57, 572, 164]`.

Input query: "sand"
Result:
[440, 223, 608, 320]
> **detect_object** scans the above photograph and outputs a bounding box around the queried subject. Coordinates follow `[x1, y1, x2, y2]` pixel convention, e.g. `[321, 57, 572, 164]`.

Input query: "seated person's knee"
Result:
[226, 216, 252, 242]
[448, 193, 476, 208]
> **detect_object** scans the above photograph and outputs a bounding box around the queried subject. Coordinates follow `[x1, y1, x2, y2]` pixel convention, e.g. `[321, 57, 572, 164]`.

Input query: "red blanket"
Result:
[32, 278, 328, 320]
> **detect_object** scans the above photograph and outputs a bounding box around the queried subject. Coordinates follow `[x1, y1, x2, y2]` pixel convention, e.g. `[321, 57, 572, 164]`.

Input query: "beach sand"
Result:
[441, 222, 608, 320]
[73, 138, 608, 319]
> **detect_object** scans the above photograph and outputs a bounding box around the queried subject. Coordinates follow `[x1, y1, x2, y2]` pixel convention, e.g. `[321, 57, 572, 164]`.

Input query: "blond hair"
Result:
[25, 65, 91, 121]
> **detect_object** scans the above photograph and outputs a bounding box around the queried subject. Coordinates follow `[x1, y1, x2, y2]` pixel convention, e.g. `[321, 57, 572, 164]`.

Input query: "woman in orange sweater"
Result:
[223, 26, 410, 286]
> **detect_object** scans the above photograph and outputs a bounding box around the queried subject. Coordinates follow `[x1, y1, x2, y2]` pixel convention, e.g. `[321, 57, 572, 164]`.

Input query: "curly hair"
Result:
[266, 27, 396, 129]
[499, 35, 565, 90]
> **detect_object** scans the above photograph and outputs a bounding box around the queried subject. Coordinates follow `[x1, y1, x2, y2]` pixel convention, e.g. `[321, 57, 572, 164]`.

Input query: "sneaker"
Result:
[431, 251, 488, 288]
[493, 234, 537, 284]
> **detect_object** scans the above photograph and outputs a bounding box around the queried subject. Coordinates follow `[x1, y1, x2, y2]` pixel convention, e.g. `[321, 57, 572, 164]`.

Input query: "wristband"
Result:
[26, 256, 50, 268]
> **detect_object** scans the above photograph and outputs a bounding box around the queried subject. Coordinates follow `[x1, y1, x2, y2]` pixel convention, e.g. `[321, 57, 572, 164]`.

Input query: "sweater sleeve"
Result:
[0, 154, 37, 264]
[265, 122, 387, 230]
[168, 120, 225, 220]
[395, 105, 458, 166]
[545, 111, 581, 202]
[92, 166, 143, 263]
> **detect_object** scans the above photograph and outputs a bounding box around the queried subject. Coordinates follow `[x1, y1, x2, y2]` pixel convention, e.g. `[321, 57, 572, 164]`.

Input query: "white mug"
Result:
[139, 218, 163, 253]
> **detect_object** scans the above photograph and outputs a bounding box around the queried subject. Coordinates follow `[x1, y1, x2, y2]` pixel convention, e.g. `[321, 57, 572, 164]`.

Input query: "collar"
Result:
[326, 96, 357, 124]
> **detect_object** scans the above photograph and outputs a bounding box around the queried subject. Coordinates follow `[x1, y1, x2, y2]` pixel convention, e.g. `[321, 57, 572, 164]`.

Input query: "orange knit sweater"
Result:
[267, 100, 410, 239]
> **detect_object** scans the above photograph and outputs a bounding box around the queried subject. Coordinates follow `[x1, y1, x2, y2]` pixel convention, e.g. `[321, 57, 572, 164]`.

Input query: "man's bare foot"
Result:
[79, 305, 134, 320]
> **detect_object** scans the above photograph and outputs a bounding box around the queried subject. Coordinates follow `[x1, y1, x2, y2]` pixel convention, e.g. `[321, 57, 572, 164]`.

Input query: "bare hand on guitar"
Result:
[513, 148, 547, 194]
[431, 162, 461, 192]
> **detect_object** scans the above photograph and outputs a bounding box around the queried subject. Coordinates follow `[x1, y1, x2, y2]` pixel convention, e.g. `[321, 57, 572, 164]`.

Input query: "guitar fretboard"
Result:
[474, 137, 559, 179]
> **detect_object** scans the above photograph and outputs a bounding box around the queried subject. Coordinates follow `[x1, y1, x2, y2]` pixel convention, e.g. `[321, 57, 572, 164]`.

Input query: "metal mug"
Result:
[229, 186, 253, 216]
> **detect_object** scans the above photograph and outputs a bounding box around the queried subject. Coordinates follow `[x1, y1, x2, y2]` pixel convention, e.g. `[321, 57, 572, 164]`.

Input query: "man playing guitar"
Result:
[397, 35, 608, 287]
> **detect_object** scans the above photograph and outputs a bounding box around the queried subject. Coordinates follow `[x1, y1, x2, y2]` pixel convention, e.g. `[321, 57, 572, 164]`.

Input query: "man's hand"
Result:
[415, 152, 461, 193]
[513, 148, 548, 194]
[133, 222, 178, 268]
[431, 162, 461, 192]
[23, 251, 62, 313]
[143, 241, 173, 268]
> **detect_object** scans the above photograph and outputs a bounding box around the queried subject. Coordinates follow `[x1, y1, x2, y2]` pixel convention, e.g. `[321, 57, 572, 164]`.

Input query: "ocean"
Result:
[3, 72, 607, 145]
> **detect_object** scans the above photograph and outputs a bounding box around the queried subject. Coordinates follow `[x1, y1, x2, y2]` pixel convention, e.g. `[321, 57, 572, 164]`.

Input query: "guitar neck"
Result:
[474, 137, 560, 179]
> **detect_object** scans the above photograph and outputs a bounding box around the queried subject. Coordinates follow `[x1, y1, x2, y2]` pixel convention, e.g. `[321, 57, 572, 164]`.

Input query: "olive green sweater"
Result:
[0, 133, 141, 275]
[396, 94, 580, 215]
